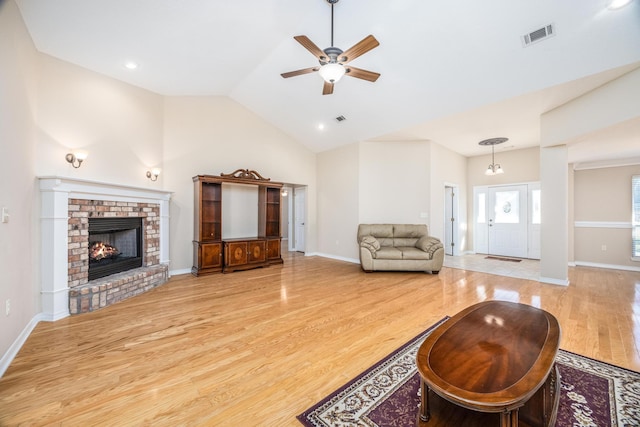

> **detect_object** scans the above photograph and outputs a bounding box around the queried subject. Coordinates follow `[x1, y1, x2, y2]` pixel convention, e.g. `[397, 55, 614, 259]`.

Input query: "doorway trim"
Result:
[444, 184, 460, 256]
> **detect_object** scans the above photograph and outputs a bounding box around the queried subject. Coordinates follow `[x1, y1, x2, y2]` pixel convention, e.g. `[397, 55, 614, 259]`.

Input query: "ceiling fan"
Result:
[281, 0, 380, 95]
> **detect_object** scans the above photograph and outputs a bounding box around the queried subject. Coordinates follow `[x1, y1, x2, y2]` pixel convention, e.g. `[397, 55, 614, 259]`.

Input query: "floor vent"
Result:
[335, 115, 346, 122]
[522, 24, 555, 47]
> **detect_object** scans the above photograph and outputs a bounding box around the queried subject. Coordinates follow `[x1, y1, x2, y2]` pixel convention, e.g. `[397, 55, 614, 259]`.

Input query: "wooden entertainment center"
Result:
[191, 169, 283, 276]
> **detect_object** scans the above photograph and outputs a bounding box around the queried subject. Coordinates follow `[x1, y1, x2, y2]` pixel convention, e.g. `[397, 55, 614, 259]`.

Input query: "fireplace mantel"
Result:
[38, 176, 172, 320]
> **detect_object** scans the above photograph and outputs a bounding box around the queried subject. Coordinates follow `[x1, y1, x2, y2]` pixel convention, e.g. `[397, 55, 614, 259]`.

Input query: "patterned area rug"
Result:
[298, 318, 640, 427]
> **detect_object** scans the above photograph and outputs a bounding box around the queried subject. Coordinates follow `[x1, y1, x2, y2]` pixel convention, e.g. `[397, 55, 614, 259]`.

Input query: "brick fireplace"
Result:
[39, 177, 172, 320]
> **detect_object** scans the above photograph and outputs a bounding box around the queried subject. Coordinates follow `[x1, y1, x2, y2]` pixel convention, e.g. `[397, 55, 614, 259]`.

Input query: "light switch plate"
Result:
[1, 207, 8, 223]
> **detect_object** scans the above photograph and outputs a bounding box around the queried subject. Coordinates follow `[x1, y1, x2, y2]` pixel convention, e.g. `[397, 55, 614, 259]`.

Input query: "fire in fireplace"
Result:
[88, 217, 143, 281]
[90, 242, 120, 261]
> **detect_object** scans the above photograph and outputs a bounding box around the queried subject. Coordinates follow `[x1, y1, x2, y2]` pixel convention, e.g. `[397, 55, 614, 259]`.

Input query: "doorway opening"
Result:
[281, 184, 307, 254]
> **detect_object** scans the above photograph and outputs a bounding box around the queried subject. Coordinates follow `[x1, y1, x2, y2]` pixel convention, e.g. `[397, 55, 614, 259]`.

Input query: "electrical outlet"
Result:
[5, 299, 10, 316]
[601, 245, 607, 251]
[1, 207, 8, 223]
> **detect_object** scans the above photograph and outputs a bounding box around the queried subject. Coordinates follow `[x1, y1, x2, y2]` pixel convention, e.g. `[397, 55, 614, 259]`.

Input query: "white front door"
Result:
[488, 185, 528, 258]
[294, 187, 306, 252]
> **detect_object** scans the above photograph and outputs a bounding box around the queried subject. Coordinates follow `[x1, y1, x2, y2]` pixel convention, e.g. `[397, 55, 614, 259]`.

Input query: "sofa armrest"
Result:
[415, 236, 444, 258]
[360, 235, 381, 254]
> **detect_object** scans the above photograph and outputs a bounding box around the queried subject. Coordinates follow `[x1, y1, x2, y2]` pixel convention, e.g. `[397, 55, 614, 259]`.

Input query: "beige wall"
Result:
[540, 68, 640, 279]
[316, 143, 360, 260]
[162, 96, 317, 272]
[430, 142, 467, 252]
[573, 164, 640, 268]
[467, 146, 540, 187]
[317, 140, 468, 261]
[542, 68, 640, 147]
[0, 0, 40, 366]
[466, 146, 540, 251]
[359, 141, 431, 224]
[36, 54, 164, 187]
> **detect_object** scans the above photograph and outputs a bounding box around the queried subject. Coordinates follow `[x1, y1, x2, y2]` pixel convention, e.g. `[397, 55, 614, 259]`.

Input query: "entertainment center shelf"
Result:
[192, 169, 283, 276]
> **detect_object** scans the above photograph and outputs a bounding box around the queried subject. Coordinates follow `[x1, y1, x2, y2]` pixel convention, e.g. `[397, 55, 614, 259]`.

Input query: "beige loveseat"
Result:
[357, 224, 444, 274]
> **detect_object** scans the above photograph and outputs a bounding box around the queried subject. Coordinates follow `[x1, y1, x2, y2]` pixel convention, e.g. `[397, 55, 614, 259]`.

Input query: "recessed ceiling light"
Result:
[124, 62, 138, 70]
[608, 0, 633, 9]
[317, 123, 325, 131]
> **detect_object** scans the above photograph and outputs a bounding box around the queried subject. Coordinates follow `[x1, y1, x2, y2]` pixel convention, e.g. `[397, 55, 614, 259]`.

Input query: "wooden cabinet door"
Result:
[248, 240, 266, 263]
[226, 242, 248, 267]
[201, 243, 222, 268]
[266, 238, 281, 261]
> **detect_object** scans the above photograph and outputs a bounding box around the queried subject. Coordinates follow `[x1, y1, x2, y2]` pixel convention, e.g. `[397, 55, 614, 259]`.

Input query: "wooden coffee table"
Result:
[416, 301, 561, 427]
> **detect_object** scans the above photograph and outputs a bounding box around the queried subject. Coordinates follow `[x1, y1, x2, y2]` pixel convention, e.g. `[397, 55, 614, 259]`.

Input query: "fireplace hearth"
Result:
[88, 217, 143, 281]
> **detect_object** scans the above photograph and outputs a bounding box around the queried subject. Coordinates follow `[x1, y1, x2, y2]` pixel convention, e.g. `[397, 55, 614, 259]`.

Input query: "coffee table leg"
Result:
[499, 409, 518, 427]
[510, 408, 519, 427]
[419, 379, 431, 422]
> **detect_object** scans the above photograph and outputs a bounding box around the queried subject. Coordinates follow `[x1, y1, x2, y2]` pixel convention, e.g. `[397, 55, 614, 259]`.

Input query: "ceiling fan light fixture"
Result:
[608, 0, 633, 9]
[318, 63, 346, 83]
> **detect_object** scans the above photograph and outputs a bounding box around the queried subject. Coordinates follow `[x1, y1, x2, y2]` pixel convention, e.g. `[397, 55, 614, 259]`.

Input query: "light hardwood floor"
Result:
[1, 252, 639, 426]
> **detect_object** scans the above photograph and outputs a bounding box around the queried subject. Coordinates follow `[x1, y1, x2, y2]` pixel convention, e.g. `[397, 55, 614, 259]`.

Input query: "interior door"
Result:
[294, 187, 306, 252]
[488, 185, 528, 258]
[444, 186, 455, 256]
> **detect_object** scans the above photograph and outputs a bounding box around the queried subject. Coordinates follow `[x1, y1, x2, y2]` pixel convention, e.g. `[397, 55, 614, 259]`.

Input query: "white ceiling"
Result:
[14, 0, 640, 162]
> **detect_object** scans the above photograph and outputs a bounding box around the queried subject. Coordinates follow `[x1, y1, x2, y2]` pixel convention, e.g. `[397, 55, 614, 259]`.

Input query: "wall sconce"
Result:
[146, 168, 161, 181]
[65, 151, 88, 168]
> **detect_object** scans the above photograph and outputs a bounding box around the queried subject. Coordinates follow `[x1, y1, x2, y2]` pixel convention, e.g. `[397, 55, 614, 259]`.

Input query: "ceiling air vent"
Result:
[522, 24, 555, 47]
[335, 115, 346, 122]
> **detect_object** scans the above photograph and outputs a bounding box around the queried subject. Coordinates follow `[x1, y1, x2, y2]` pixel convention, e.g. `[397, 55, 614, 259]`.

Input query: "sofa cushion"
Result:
[359, 224, 393, 239]
[399, 246, 432, 260]
[374, 247, 403, 260]
[395, 237, 420, 247]
[394, 224, 428, 238]
[358, 224, 395, 247]
[360, 235, 381, 252]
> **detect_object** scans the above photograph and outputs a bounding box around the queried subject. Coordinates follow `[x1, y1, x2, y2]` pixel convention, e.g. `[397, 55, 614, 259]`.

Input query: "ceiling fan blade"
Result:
[281, 67, 319, 79]
[294, 35, 326, 61]
[345, 66, 380, 82]
[322, 81, 334, 95]
[340, 35, 379, 63]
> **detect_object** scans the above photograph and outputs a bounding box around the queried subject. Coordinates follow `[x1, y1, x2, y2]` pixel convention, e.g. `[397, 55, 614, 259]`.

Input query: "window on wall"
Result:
[633, 175, 640, 259]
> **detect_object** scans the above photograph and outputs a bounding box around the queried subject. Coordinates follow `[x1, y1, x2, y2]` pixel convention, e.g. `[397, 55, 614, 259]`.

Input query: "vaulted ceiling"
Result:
[15, 0, 640, 162]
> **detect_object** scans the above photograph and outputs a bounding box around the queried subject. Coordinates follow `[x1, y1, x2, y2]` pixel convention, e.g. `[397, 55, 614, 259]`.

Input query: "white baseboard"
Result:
[539, 276, 570, 286]
[312, 253, 360, 264]
[169, 268, 192, 277]
[0, 313, 46, 378]
[574, 261, 640, 273]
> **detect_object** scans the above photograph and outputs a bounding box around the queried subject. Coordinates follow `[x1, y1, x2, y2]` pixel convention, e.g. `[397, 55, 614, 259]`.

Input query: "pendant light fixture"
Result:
[479, 137, 507, 176]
